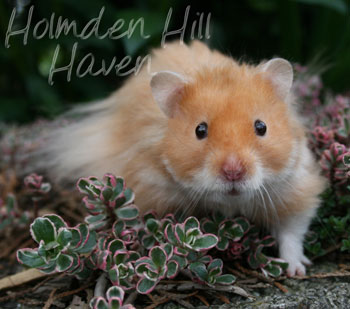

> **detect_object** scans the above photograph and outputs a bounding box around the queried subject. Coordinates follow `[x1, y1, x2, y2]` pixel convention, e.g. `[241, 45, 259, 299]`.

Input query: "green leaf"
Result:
[69, 228, 81, 248]
[215, 274, 236, 285]
[57, 228, 72, 248]
[270, 259, 289, 270]
[101, 187, 113, 201]
[202, 221, 217, 234]
[192, 235, 218, 251]
[77, 178, 90, 195]
[56, 254, 73, 272]
[166, 260, 179, 279]
[123, 188, 134, 204]
[170, 255, 187, 268]
[114, 251, 128, 265]
[151, 247, 167, 268]
[175, 225, 185, 243]
[86, 214, 107, 224]
[217, 238, 229, 251]
[108, 266, 119, 284]
[234, 217, 250, 232]
[17, 249, 46, 268]
[208, 259, 223, 271]
[344, 154, 350, 166]
[108, 239, 125, 254]
[189, 262, 208, 282]
[106, 285, 124, 301]
[184, 217, 199, 232]
[248, 253, 259, 269]
[109, 298, 122, 309]
[78, 230, 97, 254]
[113, 220, 125, 236]
[165, 224, 177, 244]
[263, 263, 282, 277]
[163, 243, 173, 258]
[146, 218, 160, 233]
[197, 255, 212, 264]
[72, 224, 89, 252]
[39, 261, 57, 274]
[260, 236, 275, 247]
[115, 205, 139, 220]
[137, 277, 157, 294]
[142, 235, 155, 249]
[30, 218, 56, 244]
[43, 215, 67, 230]
[90, 297, 109, 309]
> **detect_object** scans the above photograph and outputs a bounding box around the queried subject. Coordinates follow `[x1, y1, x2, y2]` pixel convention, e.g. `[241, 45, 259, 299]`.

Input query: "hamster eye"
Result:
[195, 122, 208, 139]
[254, 120, 267, 136]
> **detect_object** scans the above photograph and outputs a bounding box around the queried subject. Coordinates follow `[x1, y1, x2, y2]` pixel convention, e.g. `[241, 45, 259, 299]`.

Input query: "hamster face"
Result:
[160, 65, 297, 200]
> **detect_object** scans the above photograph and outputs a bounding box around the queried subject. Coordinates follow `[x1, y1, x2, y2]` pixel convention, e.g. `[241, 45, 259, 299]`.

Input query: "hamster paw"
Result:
[286, 254, 312, 277]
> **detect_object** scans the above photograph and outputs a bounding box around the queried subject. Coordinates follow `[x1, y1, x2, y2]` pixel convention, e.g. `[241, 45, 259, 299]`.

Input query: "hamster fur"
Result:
[40, 40, 326, 276]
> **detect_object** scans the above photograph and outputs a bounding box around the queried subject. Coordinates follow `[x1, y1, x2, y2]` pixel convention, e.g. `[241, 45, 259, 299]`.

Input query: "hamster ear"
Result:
[260, 58, 293, 100]
[151, 71, 187, 118]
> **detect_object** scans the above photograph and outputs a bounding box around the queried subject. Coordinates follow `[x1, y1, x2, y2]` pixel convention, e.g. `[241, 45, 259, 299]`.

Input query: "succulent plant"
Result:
[135, 245, 177, 294]
[24, 173, 51, 194]
[77, 174, 138, 231]
[189, 258, 236, 286]
[17, 173, 290, 306]
[17, 214, 96, 278]
[0, 194, 30, 231]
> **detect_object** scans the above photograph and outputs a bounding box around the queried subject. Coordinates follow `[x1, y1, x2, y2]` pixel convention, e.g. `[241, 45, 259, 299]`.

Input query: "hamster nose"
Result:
[222, 158, 245, 182]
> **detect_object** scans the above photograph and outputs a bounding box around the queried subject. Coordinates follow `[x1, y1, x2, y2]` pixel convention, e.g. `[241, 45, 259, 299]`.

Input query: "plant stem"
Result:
[94, 273, 107, 298]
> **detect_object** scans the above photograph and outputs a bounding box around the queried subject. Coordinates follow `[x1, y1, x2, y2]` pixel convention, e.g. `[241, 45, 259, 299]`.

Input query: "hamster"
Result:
[41, 40, 326, 276]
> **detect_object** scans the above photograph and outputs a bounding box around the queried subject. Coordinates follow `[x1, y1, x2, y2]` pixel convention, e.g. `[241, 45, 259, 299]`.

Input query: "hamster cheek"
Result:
[190, 157, 220, 192]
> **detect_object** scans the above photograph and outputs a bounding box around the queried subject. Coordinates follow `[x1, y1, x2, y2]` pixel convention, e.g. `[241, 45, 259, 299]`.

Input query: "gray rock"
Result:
[157, 261, 350, 309]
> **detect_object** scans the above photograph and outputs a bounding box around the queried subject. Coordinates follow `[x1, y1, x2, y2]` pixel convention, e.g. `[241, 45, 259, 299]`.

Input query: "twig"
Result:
[144, 296, 169, 309]
[43, 288, 57, 309]
[194, 293, 210, 306]
[292, 270, 350, 280]
[124, 290, 138, 305]
[0, 269, 47, 291]
[215, 292, 230, 304]
[339, 263, 350, 270]
[273, 281, 289, 293]
[158, 290, 198, 299]
[233, 263, 274, 284]
[236, 278, 258, 284]
[158, 290, 195, 308]
[155, 282, 252, 299]
[233, 263, 288, 293]
[227, 267, 247, 279]
[0, 274, 54, 302]
[146, 293, 157, 303]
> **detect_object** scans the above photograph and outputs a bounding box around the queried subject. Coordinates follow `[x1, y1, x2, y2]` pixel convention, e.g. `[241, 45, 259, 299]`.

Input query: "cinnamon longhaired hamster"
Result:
[42, 41, 325, 276]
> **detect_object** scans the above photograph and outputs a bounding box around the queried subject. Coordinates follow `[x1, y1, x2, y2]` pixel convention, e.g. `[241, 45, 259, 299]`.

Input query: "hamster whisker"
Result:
[257, 187, 269, 225]
[261, 183, 279, 225]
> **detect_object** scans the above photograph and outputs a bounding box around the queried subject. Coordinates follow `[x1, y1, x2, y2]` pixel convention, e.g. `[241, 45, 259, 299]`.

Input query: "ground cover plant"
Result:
[0, 67, 349, 308]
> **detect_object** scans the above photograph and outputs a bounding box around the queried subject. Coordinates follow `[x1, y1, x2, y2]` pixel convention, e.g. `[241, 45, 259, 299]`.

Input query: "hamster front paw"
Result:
[284, 254, 312, 277]
[275, 209, 316, 277]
